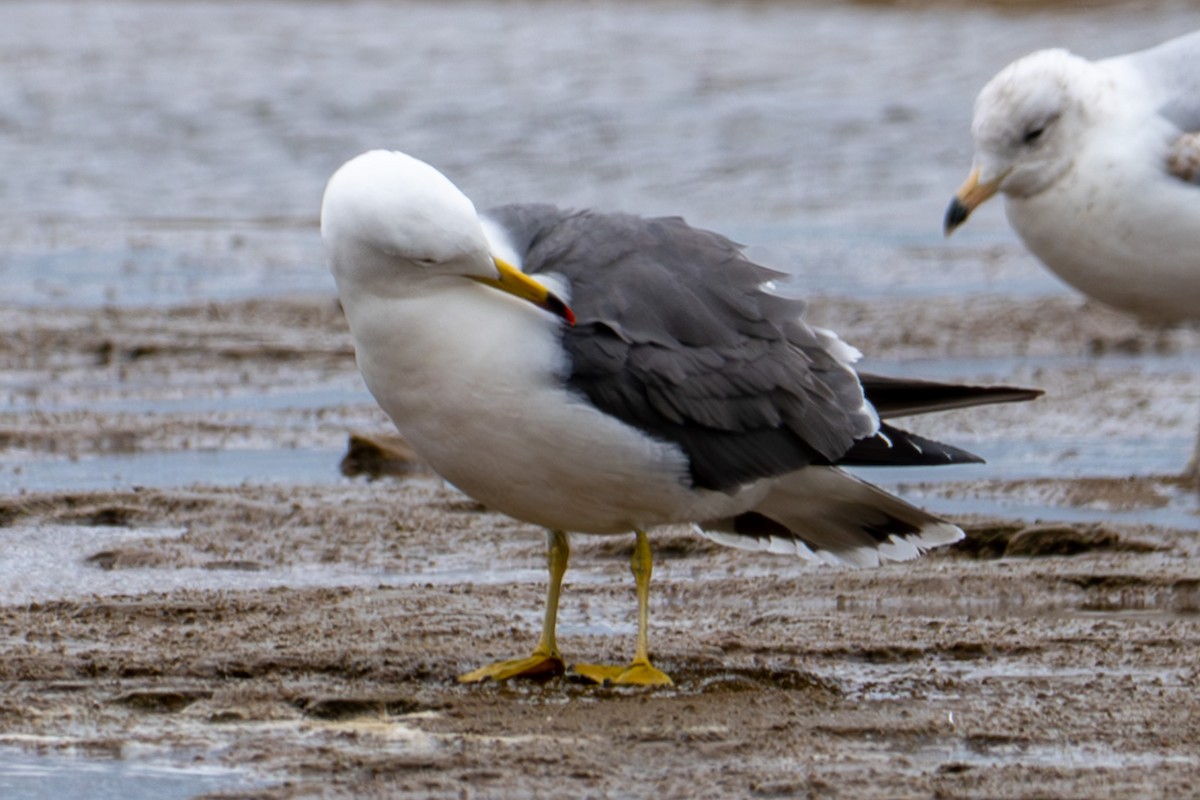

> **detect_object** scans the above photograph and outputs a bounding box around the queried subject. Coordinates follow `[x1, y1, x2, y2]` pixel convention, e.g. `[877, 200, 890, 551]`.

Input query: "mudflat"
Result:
[1, 294, 1197, 798]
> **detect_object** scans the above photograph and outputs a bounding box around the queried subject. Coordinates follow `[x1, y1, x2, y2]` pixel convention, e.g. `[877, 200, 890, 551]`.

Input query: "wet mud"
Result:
[1, 294, 1198, 798]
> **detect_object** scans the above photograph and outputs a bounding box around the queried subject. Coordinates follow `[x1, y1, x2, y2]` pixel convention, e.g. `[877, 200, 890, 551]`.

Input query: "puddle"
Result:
[0, 745, 254, 800]
[0, 448, 346, 493]
[0, 518, 588, 606]
[1, 433, 1193, 540]
[902, 493, 1198, 531]
[852, 436, 1200, 529]
[865, 351, 1200, 382]
[912, 736, 1198, 773]
[857, 437, 1193, 484]
[920, 463, 1200, 527]
[808, 721, 1200, 773]
[0, 230, 332, 309]
[0, 523, 373, 606]
[823, 653, 1193, 708]
[2, 442, 1194, 541]
[1, 383, 371, 417]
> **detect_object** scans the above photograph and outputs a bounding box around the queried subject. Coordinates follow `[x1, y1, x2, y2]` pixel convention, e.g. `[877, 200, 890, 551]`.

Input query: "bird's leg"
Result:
[572, 530, 673, 687]
[622, 529, 675, 686]
[458, 529, 569, 683]
[1186, 421, 1200, 491]
[1180, 410, 1200, 491]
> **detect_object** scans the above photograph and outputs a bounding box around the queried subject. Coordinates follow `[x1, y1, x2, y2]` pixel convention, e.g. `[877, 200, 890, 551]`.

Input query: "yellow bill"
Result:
[472, 257, 576, 326]
[944, 166, 1009, 236]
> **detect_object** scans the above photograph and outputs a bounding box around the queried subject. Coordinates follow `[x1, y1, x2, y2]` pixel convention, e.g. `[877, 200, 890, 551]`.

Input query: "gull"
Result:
[945, 30, 1200, 480]
[323, 149, 1040, 686]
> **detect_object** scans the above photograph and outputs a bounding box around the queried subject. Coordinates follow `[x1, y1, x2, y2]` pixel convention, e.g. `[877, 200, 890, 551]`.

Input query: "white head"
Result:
[945, 48, 1101, 232]
[321, 150, 495, 297]
[321, 150, 573, 321]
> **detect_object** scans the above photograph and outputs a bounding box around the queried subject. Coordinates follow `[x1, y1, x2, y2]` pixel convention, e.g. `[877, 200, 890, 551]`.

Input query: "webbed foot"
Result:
[571, 659, 673, 687]
[458, 651, 566, 683]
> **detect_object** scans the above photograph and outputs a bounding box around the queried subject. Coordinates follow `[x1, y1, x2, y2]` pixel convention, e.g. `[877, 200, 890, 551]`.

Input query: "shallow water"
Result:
[0, 746, 252, 800]
[5, 0, 1200, 306]
[0, 447, 346, 493]
[2, 434, 1193, 527]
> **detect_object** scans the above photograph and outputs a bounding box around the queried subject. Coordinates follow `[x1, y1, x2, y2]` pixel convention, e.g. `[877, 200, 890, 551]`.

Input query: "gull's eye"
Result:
[1021, 113, 1057, 146]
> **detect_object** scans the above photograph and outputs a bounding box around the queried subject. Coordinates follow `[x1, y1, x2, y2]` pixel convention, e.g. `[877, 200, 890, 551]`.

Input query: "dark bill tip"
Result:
[943, 197, 971, 236]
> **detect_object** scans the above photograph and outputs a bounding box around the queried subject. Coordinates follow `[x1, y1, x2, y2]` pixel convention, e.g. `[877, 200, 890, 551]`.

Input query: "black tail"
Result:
[835, 422, 984, 467]
[829, 374, 1042, 468]
[858, 373, 1042, 419]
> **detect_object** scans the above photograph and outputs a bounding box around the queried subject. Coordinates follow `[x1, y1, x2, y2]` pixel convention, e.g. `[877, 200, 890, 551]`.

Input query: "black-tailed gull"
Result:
[944, 30, 1200, 480]
[323, 149, 1040, 686]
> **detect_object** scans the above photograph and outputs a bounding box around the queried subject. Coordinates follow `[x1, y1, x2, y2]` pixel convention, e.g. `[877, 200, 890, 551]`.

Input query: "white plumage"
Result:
[946, 30, 1200, 479]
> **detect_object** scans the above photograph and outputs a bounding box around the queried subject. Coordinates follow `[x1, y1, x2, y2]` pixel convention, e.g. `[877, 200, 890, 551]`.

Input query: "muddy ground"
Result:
[1, 293, 1199, 799]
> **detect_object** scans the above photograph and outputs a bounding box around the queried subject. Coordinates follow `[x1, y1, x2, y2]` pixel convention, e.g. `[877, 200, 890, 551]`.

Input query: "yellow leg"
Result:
[458, 529, 569, 683]
[1186, 424, 1200, 488]
[572, 530, 673, 687]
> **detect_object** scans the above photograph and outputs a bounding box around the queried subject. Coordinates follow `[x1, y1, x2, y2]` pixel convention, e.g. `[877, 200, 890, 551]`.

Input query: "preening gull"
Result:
[323, 150, 1040, 686]
[945, 30, 1200, 479]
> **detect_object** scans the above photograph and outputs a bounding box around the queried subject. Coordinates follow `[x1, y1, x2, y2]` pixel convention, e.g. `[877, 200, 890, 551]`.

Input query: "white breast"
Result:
[343, 280, 753, 534]
[1005, 122, 1200, 323]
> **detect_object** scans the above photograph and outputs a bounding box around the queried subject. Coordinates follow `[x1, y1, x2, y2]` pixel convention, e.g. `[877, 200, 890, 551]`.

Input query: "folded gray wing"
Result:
[1113, 29, 1200, 133]
[484, 205, 880, 493]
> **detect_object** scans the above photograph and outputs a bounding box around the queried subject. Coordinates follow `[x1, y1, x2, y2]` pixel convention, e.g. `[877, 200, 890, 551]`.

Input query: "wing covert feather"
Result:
[486, 205, 877, 492]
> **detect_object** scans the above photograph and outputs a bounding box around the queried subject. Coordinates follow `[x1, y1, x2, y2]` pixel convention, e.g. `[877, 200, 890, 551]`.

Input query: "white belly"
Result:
[343, 282, 755, 534]
[1006, 148, 1200, 324]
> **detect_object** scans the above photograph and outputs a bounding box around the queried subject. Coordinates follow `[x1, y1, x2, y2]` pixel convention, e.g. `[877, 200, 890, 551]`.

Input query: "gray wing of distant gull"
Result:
[484, 204, 1038, 494]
